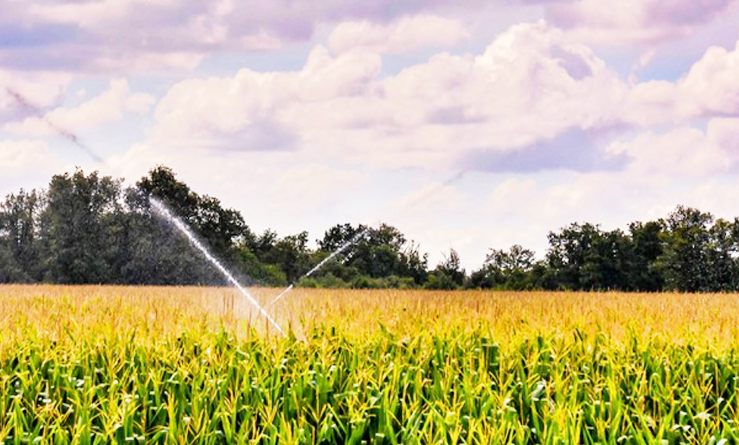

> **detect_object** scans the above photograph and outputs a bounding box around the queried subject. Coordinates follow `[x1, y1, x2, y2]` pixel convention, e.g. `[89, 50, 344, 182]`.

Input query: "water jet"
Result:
[149, 197, 285, 337]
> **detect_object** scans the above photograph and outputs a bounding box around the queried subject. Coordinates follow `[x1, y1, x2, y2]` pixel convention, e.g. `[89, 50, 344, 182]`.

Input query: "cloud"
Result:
[0, 70, 72, 124]
[489, 178, 542, 218]
[0, 0, 493, 73]
[143, 20, 633, 173]
[0, 23, 79, 48]
[1, 0, 736, 77]
[0, 1, 232, 72]
[623, 35, 739, 125]
[3, 79, 155, 137]
[488, 175, 599, 223]
[391, 177, 470, 216]
[607, 119, 739, 177]
[328, 15, 470, 54]
[463, 128, 627, 173]
[0, 139, 52, 169]
[149, 45, 382, 152]
[623, 80, 679, 126]
[488, 172, 667, 235]
[676, 40, 739, 116]
[0, 139, 68, 195]
[548, 0, 738, 45]
[109, 17, 739, 191]
[681, 180, 739, 219]
[269, 163, 369, 213]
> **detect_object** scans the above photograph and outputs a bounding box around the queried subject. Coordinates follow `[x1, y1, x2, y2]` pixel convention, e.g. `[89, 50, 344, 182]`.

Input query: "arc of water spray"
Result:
[6, 87, 286, 335]
[265, 229, 369, 309]
[265, 170, 470, 310]
[150, 197, 286, 337]
[5, 87, 104, 163]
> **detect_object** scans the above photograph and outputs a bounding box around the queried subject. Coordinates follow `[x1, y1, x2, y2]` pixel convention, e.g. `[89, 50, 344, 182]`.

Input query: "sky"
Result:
[2, 0, 739, 271]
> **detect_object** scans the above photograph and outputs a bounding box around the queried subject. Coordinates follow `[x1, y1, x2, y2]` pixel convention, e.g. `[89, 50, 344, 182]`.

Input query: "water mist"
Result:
[149, 197, 285, 336]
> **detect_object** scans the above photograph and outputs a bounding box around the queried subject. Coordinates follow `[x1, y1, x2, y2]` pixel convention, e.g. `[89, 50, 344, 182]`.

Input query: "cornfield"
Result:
[2, 285, 739, 443]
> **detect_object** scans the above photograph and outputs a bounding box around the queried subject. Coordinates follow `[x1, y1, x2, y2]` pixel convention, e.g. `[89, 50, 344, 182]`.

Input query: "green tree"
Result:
[656, 206, 713, 292]
[114, 187, 216, 285]
[136, 166, 261, 285]
[705, 218, 739, 291]
[580, 228, 632, 291]
[545, 223, 633, 291]
[0, 189, 43, 282]
[545, 223, 598, 290]
[628, 221, 665, 291]
[272, 232, 311, 284]
[195, 196, 253, 257]
[137, 166, 199, 221]
[317, 223, 365, 253]
[41, 169, 123, 284]
[314, 223, 429, 287]
[470, 245, 535, 290]
[426, 248, 465, 290]
[397, 240, 429, 286]
[348, 224, 407, 279]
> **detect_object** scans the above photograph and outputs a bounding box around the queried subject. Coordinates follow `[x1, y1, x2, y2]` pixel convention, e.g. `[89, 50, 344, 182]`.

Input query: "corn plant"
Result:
[3, 286, 739, 443]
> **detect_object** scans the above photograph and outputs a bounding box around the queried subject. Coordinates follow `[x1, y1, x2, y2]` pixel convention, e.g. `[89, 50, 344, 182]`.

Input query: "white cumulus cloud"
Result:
[142, 20, 630, 173]
[3, 79, 156, 137]
[607, 119, 739, 177]
[328, 15, 470, 54]
[549, 0, 738, 45]
[677, 41, 739, 116]
[0, 139, 68, 194]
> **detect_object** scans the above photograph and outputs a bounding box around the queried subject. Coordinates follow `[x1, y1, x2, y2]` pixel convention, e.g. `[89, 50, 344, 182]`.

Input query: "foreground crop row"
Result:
[2, 286, 739, 444]
[5, 329, 739, 444]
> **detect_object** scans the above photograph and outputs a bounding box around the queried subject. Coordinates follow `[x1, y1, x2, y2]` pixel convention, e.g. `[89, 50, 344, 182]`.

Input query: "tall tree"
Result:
[580, 228, 632, 291]
[545, 223, 633, 291]
[135, 166, 259, 284]
[137, 166, 199, 222]
[317, 223, 365, 253]
[348, 224, 407, 279]
[41, 169, 123, 284]
[705, 218, 739, 291]
[193, 195, 254, 263]
[470, 245, 535, 290]
[628, 221, 665, 292]
[545, 223, 598, 290]
[426, 248, 465, 290]
[275, 232, 311, 284]
[113, 186, 215, 285]
[398, 240, 429, 286]
[316, 223, 429, 286]
[656, 206, 713, 292]
[0, 190, 43, 282]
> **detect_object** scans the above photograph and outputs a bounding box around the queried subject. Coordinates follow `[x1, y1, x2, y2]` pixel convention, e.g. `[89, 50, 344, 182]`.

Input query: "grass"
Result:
[2, 285, 739, 443]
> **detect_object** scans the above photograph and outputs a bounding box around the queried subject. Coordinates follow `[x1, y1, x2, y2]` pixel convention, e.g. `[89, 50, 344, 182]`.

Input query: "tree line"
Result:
[1, 166, 737, 292]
